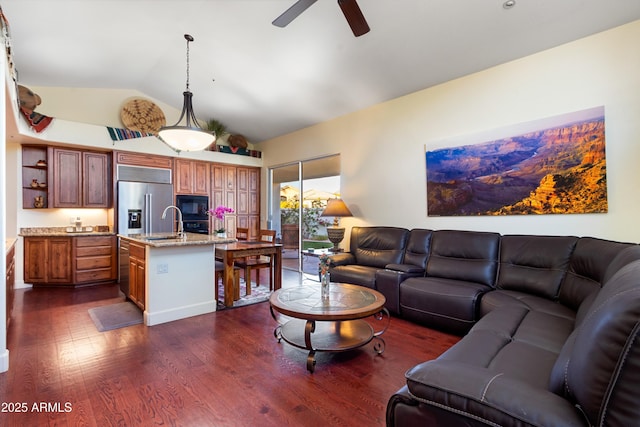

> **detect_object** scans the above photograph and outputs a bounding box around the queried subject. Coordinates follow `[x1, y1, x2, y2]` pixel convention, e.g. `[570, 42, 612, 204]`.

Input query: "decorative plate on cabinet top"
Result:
[121, 98, 166, 134]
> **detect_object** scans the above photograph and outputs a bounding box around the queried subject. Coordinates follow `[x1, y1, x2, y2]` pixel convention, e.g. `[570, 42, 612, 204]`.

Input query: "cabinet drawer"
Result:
[76, 246, 113, 257]
[77, 256, 112, 270]
[130, 243, 145, 259]
[75, 236, 115, 247]
[76, 269, 115, 283]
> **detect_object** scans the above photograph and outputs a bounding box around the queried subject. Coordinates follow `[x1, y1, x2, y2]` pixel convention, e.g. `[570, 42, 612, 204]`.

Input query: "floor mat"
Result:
[88, 301, 143, 331]
[217, 280, 272, 309]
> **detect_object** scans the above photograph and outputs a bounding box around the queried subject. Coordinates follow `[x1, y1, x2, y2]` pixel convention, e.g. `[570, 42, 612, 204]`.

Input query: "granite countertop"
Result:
[6, 238, 17, 254]
[19, 226, 115, 237]
[119, 232, 236, 248]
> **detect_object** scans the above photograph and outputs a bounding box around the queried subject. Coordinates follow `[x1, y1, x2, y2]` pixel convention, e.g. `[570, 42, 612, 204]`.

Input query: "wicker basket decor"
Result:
[120, 98, 166, 134]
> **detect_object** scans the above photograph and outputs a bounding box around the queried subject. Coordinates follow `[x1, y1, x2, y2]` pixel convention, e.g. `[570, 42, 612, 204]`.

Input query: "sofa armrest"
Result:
[403, 360, 585, 426]
[385, 263, 425, 274]
[328, 252, 355, 266]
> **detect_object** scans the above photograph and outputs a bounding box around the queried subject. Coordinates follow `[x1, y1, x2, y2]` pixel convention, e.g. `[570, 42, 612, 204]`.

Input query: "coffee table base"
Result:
[273, 312, 388, 372]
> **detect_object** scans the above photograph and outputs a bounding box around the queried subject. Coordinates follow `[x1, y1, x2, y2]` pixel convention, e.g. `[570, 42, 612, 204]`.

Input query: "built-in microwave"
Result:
[176, 195, 209, 221]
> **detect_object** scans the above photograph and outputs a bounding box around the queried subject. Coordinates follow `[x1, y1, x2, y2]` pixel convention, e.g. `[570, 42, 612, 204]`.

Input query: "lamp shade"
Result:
[321, 198, 353, 252]
[321, 199, 353, 218]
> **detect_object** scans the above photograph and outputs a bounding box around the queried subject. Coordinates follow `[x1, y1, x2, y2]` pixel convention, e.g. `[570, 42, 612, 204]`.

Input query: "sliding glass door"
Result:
[269, 155, 341, 274]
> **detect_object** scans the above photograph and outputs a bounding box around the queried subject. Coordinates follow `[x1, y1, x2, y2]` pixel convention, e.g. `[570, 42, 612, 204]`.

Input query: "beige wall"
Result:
[259, 20, 640, 244]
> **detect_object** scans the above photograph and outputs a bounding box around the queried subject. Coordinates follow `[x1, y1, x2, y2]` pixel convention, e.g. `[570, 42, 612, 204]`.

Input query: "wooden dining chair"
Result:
[236, 227, 249, 241]
[235, 229, 277, 294]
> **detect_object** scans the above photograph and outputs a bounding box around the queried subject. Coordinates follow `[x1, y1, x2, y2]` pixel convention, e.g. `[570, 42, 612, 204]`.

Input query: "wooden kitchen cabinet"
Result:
[128, 242, 146, 310]
[24, 237, 73, 284]
[6, 243, 16, 331]
[212, 164, 237, 210]
[83, 151, 111, 207]
[24, 235, 117, 286]
[52, 148, 111, 208]
[73, 235, 117, 284]
[211, 164, 260, 239]
[236, 167, 260, 239]
[115, 151, 173, 169]
[174, 158, 210, 195]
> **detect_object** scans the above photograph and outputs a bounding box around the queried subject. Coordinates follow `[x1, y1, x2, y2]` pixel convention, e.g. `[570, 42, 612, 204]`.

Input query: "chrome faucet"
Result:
[161, 205, 184, 237]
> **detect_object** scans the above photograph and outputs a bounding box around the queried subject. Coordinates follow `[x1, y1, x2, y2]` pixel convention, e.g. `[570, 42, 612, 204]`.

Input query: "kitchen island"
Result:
[118, 232, 235, 326]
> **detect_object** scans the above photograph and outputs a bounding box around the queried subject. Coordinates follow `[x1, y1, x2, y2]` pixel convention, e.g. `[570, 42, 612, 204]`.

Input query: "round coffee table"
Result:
[269, 283, 390, 372]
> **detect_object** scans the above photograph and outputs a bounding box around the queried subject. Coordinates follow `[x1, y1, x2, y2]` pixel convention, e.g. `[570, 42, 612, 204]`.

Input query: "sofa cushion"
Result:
[349, 226, 410, 268]
[403, 304, 582, 426]
[426, 230, 501, 287]
[400, 277, 490, 335]
[438, 306, 574, 388]
[559, 237, 636, 312]
[479, 289, 577, 320]
[402, 228, 433, 269]
[497, 235, 578, 299]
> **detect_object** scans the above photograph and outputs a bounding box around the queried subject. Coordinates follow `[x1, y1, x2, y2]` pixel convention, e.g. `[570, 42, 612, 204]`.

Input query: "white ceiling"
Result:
[3, 1, 640, 143]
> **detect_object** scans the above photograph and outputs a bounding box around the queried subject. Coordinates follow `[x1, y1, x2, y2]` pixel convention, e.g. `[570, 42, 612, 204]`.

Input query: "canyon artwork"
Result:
[426, 107, 607, 216]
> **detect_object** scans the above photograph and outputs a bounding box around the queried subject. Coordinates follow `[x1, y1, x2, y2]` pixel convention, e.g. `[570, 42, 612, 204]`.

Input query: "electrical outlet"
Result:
[157, 263, 169, 274]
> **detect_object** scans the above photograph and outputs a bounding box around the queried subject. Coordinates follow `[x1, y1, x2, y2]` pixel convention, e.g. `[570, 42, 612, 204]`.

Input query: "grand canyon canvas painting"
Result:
[426, 107, 607, 216]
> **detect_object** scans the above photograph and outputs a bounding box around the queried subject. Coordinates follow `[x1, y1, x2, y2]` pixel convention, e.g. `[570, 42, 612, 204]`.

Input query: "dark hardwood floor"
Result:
[0, 270, 459, 427]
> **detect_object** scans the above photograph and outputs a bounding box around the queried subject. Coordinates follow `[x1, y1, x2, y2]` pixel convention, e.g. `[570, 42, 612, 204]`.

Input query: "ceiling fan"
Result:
[272, 0, 370, 37]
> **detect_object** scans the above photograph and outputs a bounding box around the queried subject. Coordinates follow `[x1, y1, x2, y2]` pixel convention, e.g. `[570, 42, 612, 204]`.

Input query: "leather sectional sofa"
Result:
[328, 226, 640, 426]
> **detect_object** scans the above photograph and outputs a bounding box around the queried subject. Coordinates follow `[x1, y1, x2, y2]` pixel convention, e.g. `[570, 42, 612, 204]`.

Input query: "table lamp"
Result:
[321, 198, 353, 252]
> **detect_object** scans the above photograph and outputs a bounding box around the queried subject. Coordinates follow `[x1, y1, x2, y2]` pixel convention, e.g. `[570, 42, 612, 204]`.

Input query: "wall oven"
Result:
[176, 195, 210, 234]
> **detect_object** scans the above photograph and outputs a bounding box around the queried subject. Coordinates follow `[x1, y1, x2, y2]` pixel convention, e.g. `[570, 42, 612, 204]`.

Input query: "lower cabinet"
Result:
[73, 236, 117, 284]
[6, 243, 16, 331]
[24, 237, 72, 284]
[24, 235, 117, 286]
[128, 242, 146, 310]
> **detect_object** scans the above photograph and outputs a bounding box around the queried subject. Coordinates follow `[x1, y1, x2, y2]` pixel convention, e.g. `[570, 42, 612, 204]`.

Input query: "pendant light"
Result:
[158, 34, 216, 152]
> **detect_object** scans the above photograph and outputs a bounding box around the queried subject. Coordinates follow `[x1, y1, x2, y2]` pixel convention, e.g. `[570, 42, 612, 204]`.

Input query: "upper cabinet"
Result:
[21, 145, 52, 209]
[83, 151, 112, 207]
[211, 164, 236, 212]
[22, 145, 112, 209]
[51, 147, 112, 208]
[174, 158, 210, 195]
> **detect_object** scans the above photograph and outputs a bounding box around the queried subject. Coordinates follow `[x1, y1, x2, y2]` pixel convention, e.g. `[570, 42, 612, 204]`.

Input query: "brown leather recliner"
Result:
[329, 226, 411, 289]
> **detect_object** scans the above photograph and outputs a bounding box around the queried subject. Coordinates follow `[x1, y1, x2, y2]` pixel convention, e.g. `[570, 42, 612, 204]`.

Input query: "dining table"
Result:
[215, 240, 283, 307]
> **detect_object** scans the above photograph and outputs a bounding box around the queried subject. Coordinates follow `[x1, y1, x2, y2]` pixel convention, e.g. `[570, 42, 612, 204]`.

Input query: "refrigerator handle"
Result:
[145, 193, 152, 234]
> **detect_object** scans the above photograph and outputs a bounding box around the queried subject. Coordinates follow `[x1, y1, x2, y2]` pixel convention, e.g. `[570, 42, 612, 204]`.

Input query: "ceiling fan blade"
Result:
[338, 0, 370, 37]
[272, 0, 319, 28]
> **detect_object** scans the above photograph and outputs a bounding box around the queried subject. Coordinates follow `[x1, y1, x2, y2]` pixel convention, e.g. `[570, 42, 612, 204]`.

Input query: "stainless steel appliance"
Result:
[117, 165, 174, 296]
[118, 181, 174, 235]
[176, 194, 210, 234]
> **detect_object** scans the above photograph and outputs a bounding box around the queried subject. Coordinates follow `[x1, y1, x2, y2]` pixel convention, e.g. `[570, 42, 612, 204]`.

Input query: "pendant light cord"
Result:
[184, 34, 194, 92]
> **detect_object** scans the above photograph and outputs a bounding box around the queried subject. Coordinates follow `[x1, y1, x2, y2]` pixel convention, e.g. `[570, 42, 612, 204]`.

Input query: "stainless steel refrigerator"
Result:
[117, 166, 175, 297]
[117, 181, 174, 235]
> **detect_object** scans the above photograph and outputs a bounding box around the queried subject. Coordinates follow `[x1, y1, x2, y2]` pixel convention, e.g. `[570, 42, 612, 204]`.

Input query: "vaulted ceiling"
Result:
[3, 1, 640, 143]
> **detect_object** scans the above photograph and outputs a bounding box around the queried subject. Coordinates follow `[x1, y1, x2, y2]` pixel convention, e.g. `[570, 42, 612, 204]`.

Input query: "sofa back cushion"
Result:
[349, 226, 410, 268]
[560, 237, 637, 312]
[402, 229, 433, 269]
[426, 230, 500, 287]
[551, 259, 640, 426]
[497, 235, 578, 299]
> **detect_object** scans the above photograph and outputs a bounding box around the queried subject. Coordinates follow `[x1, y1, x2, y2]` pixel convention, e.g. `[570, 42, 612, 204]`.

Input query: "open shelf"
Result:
[22, 145, 50, 209]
